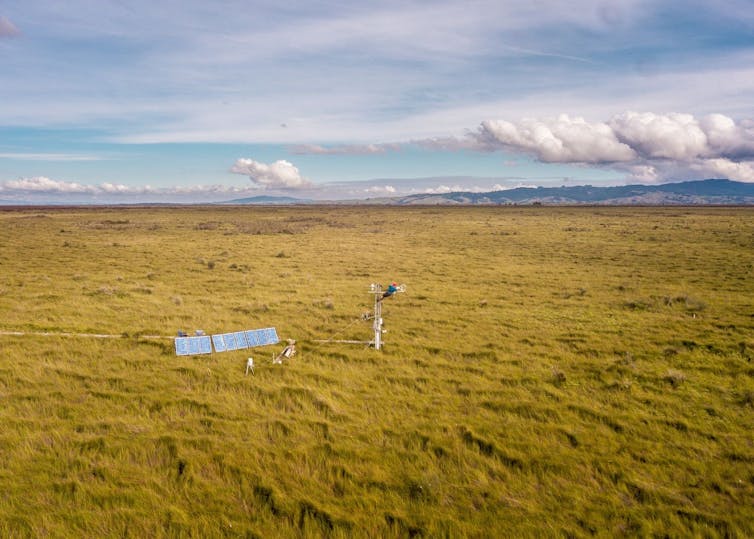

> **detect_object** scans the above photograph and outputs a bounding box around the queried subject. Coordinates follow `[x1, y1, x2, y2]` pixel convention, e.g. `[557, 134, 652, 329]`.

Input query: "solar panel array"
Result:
[175, 335, 213, 356]
[176, 327, 279, 355]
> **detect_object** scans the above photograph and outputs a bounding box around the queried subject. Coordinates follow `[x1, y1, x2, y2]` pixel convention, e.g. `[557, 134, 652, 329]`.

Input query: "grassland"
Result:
[0, 205, 752, 537]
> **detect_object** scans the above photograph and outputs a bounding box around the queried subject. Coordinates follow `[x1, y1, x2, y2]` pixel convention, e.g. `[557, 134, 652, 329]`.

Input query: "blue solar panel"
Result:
[175, 337, 190, 355]
[187, 338, 201, 355]
[222, 333, 237, 351]
[175, 336, 213, 356]
[194, 336, 212, 354]
[251, 329, 266, 346]
[245, 330, 260, 347]
[202, 327, 279, 354]
[262, 327, 279, 345]
[197, 336, 212, 354]
[212, 334, 227, 352]
[234, 331, 249, 349]
[258, 329, 270, 345]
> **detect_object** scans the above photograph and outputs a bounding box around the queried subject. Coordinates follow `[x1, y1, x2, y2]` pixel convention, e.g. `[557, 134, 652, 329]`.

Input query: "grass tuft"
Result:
[664, 369, 687, 388]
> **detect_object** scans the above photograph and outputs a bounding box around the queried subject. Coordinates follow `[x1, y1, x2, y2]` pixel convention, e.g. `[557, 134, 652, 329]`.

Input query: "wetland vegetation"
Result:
[0, 205, 752, 537]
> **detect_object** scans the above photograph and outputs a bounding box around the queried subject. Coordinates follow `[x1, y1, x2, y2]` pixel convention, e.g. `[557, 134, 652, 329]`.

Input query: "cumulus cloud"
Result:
[459, 111, 754, 182]
[0, 16, 20, 38]
[699, 115, 754, 160]
[230, 158, 311, 189]
[622, 165, 659, 182]
[476, 114, 636, 163]
[608, 112, 707, 160]
[690, 158, 754, 182]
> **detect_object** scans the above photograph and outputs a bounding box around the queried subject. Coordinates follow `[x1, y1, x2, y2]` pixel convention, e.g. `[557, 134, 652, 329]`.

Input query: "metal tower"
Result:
[368, 283, 405, 350]
[370, 283, 384, 350]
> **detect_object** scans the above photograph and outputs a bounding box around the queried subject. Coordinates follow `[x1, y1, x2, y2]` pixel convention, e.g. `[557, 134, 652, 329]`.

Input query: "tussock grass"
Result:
[0, 206, 753, 536]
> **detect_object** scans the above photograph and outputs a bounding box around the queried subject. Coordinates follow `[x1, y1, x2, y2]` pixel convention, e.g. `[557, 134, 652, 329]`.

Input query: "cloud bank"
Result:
[0, 176, 261, 202]
[470, 112, 754, 182]
[230, 159, 311, 189]
[2, 177, 95, 193]
[280, 111, 754, 184]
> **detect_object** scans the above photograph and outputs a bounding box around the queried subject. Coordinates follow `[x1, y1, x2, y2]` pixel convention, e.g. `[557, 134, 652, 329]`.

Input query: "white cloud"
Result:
[99, 182, 140, 194]
[452, 111, 754, 183]
[689, 158, 754, 182]
[424, 185, 462, 194]
[229, 158, 311, 190]
[0, 176, 262, 199]
[491, 182, 537, 191]
[419, 184, 489, 194]
[364, 185, 396, 195]
[477, 115, 637, 163]
[0, 177, 173, 196]
[621, 165, 659, 182]
[608, 112, 708, 160]
[0, 16, 20, 38]
[1, 177, 93, 193]
[699, 114, 754, 159]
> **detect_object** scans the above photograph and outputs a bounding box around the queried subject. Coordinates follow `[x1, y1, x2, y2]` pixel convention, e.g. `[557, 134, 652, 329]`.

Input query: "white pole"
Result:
[373, 284, 382, 350]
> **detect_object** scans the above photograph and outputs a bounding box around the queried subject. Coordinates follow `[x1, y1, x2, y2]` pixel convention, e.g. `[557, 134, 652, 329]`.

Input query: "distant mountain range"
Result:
[361, 179, 754, 205]
[2, 179, 752, 206]
[224, 179, 754, 206]
[3, 179, 751, 206]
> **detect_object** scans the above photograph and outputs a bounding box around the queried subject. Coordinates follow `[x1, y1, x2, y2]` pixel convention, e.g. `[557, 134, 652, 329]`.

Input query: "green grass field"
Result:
[1, 205, 752, 537]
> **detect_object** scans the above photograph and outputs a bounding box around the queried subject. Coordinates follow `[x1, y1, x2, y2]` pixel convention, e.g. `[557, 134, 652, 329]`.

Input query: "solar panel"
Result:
[212, 334, 227, 353]
[245, 330, 260, 347]
[197, 336, 212, 354]
[262, 327, 279, 345]
[258, 328, 268, 345]
[246, 327, 276, 347]
[175, 336, 213, 356]
[234, 331, 249, 349]
[196, 327, 280, 354]
[175, 337, 190, 355]
[223, 333, 239, 351]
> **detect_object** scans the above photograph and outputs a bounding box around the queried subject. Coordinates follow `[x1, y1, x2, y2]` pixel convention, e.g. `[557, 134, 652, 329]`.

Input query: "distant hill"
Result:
[220, 195, 306, 205]
[385, 179, 754, 205]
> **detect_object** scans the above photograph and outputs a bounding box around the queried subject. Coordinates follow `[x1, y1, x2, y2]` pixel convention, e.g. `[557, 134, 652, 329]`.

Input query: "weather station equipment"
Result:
[368, 282, 406, 350]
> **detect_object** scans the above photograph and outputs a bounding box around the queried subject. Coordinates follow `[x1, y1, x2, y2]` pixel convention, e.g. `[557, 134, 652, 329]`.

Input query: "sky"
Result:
[1, 0, 754, 203]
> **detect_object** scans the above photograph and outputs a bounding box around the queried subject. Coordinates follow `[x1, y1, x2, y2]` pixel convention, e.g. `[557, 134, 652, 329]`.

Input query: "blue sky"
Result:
[1, 0, 753, 202]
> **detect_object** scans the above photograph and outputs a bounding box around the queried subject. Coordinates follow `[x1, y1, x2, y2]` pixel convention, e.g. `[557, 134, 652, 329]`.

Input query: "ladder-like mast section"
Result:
[368, 283, 405, 350]
[369, 283, 384, 350]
